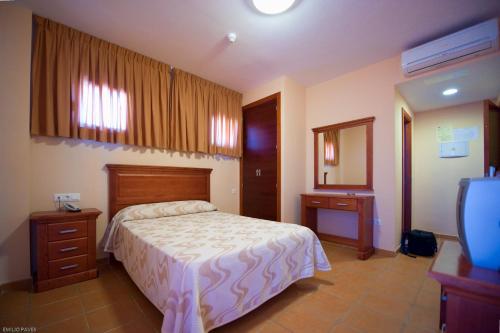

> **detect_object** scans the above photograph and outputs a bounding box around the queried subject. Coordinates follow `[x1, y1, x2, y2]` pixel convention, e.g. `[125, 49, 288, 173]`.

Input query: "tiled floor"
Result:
[0, 242, 441, 333]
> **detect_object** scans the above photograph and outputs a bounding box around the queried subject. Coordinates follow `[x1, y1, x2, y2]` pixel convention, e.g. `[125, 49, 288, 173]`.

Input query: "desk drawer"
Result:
[48, 255, 88, 278]
[48, 221, 87, 241]
[329, 197, 357, 211]
[48, 238, 88, 260]
[306, 196, 329, 208]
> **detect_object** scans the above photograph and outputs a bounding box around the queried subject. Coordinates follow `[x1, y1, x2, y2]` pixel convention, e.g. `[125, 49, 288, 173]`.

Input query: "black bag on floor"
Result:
[404, 229, 437, 257]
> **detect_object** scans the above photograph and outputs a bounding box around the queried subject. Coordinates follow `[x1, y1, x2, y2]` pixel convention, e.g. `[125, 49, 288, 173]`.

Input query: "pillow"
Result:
[103, 200, 217, 252]
[114, 200, 217, 224]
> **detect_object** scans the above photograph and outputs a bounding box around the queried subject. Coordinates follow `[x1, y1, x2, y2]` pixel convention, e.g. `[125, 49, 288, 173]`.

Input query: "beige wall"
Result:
[30, 137, 240, 259]
[0, 4, 32, 285]
[242, 76, 306, 224]
[413, 102, 484, 236]
[338, 126, 366, 184]
[306, 56, 406, 251]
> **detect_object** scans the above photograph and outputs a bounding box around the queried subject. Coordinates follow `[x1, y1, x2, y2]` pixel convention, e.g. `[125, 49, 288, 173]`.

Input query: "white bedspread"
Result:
[104, 202, 331, 333]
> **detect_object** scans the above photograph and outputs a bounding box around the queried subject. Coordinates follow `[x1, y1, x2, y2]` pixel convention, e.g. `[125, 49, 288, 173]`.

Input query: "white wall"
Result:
[0, 4, 32, 285]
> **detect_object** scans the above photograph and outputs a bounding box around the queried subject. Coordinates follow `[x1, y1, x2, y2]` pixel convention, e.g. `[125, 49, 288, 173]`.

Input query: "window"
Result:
[210, 113, 239, 149]
[325, 141, 335, 164]
[78, 79, 128, 131]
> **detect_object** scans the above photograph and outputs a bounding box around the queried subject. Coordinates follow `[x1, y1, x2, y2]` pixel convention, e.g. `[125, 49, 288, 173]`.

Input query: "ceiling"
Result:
[397, 54, 500, 112]
[17, 0, 500, 92]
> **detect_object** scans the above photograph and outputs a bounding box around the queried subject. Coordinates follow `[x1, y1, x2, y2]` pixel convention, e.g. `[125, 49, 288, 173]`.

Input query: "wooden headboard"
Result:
[106, 164, 212, 220]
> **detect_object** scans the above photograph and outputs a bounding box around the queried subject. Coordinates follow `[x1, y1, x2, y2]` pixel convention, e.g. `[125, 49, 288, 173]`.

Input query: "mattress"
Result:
[103, 201, 331, 333]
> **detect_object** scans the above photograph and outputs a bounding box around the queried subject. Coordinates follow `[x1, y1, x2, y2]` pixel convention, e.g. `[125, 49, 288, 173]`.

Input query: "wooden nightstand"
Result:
[30, 208, 101, 292]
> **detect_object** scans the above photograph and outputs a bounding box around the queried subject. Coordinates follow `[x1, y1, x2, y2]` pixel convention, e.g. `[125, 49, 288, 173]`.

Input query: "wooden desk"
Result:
[428, 241, 500, 333]
[301, 193, 374, 260]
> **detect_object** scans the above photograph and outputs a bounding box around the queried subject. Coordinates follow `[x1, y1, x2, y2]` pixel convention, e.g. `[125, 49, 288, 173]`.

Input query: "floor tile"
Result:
[331, 323, 363, 333]
[30, 284, 78, 307]
[36, 315, 89, 333]
[273, 291, 349, 333]
[360, 292, 412, 320]
[415, 289, 440, 311]
[86, 298, 144, 333]
[0, 291, 30, 316]
[0, 312, 31, 328]
[29, 296, 84, 327]
[407, 305, 440, 331]
[343, 304, 404, 333]
[104, 317, 158, 333]
[81, 287, 133, 312]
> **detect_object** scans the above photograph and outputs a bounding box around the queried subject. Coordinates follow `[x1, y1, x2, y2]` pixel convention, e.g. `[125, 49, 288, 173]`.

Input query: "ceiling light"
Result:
[442, 88, 458, 96]
[252, 0, 296, 15]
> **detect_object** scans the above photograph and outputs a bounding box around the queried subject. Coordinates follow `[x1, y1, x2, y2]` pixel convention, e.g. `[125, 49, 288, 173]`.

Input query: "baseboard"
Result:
[374, 247, 398, 257]
[321, 239, 399, 257]
[0, 278, 32, 293]
[435, 233, 458, 241]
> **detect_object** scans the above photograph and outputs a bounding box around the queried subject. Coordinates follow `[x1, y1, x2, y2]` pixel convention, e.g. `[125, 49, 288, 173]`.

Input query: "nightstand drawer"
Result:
[48, 220, 87, 241]
[49, 255, 88, 278]
[329, 197, 357, 211]
[305, 196, 329, 208]
[48, 238, 88, 260]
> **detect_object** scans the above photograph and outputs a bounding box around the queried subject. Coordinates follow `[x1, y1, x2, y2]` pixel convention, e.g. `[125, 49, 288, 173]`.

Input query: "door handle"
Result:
[60, 246, 79, 253]
[59, 228, 78, 234]
[60, 264, 79, 270]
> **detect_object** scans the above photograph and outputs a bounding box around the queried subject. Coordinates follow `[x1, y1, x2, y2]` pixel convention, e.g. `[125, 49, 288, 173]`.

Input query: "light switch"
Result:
[53, 193, 80, 202]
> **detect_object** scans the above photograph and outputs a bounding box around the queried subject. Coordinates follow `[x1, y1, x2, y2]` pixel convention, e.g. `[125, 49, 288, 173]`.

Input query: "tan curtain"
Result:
[324, 129, 339, 166]
[170, 69, 210, 153]
[172, 69, 242, 157]
[31, 16, 171, 149]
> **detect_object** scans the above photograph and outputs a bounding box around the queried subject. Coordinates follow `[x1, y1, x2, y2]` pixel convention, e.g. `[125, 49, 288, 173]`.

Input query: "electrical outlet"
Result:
[53, 193, 80, 202]
[231, 188, 237, 194]
[374, 218, 382, 226]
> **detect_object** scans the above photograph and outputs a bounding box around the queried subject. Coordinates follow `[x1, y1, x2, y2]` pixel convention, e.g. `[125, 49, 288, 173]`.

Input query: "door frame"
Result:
[483, 100, 500, 175]
[402, 108, 412, 234]
[240, 92, 281, 222]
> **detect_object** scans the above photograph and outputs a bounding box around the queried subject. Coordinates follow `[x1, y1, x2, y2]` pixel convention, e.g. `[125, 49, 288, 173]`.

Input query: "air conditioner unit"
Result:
[402, 18, 499, 76]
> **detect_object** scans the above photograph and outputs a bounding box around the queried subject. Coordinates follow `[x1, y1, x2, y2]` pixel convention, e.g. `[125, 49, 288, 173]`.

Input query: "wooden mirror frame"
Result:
[313, 116, 375, 190]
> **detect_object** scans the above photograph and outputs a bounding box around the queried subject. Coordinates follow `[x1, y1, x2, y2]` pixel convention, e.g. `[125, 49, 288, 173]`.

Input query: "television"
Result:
[457, 178, 500, 271]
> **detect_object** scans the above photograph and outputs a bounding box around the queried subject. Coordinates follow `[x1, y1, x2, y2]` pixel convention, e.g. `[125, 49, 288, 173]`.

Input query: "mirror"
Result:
[313, 117, 374, 190]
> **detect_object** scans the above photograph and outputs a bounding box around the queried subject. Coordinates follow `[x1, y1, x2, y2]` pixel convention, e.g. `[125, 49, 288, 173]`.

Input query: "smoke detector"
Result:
[227, 32, 237, 43]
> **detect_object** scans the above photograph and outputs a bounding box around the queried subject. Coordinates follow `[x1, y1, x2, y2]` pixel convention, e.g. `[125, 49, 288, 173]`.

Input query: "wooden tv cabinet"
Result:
[428, 241, 500, 333]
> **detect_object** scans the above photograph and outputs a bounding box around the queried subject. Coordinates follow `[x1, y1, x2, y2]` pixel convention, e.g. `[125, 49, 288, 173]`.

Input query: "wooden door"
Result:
[402, 109, 412, 234]
[484, 100, 500, 175]
[241, 94, 280, 221]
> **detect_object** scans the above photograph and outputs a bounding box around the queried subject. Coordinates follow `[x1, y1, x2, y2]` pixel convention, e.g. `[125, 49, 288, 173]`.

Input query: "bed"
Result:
[103, 164, 331, 333]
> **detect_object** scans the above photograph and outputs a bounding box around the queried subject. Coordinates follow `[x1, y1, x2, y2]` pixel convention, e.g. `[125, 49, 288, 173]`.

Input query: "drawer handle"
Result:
[311, 201, 321, 204]
[60, 246, 79, 253]
[60, 264, 79, 270]
[336, 203, 349, 206]
[59, 228, 78, 235]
